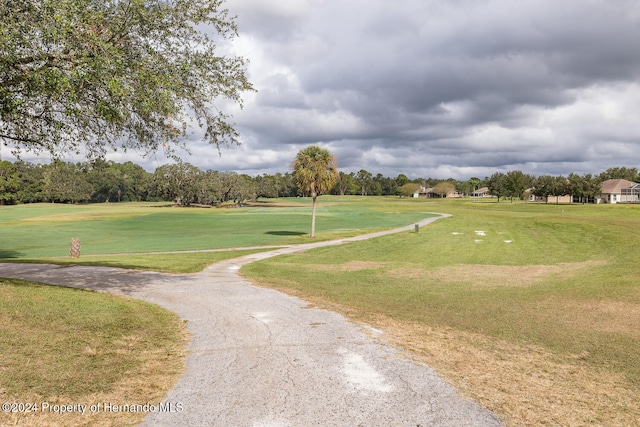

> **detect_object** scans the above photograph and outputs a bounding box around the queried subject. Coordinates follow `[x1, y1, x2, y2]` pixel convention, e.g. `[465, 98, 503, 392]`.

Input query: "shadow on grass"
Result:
[0, 262, 199, 296]
[265, 231, 307, 236]
[0, 250, 23, 259]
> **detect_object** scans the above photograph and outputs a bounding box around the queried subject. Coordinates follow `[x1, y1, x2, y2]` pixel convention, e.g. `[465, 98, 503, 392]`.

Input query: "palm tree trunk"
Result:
[311, 195, 317, 237]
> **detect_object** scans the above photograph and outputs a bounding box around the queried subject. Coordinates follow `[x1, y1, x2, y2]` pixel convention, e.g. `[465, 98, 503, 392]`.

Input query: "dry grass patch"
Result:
[378, 316, 639, 427]
[0, 329, 188, 427]
[0, 279, 189, 427]
[248, 282, 639, 427]
[340, 261, 388, 271]
[388, 260, 608, 288]
[274, 260, 389, 273]
[536, 299, 640, 339]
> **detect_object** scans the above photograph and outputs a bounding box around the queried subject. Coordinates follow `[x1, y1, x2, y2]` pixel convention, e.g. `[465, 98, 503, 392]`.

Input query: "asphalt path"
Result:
[0, 214, 503, 426]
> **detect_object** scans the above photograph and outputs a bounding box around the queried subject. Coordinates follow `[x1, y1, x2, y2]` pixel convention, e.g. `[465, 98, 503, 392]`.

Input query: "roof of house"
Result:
[600, 179, 637, 194]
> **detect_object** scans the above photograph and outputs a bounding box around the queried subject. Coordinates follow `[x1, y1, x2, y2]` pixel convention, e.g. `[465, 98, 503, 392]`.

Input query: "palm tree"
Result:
[291, 145, 338, 237]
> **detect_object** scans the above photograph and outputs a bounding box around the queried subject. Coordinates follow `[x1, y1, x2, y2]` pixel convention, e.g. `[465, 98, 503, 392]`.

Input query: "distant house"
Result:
[547, 194, 573, 204]
[622, 183, 640, 203]
[527, 189, 572, 204]
[414, 187, 433, 198]
[525, 188, 545, 203]
[597, 179, 640, 204]
[471, 187, 492, 198]
[414, 187, 437, 198]
[414, 186, 461, 198]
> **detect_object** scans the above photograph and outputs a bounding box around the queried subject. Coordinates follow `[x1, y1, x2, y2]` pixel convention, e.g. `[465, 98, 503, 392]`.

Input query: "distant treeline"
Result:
[0, 159, 638, 205]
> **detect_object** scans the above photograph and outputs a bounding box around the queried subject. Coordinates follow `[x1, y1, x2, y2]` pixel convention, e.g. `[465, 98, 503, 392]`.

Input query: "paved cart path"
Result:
[0, 214, 503, 426]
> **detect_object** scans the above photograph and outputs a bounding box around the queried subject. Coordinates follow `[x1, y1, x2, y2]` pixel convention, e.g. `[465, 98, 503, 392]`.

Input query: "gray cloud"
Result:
[6, 0, 640, 180]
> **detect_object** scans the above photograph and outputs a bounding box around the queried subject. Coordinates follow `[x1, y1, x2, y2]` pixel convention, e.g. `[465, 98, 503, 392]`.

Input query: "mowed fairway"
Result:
[0, 199, 430, 265]
[242, 198, 640, 426]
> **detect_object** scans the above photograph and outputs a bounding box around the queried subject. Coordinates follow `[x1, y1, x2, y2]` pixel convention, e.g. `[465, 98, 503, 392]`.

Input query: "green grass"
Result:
[0, 278, 184, 398]
[0, 199, 430, 259]
[2, 196, 639, 425]
[13, 249, 276, 273]
[0, 197, 434, 424]
[242, 198, 640, 385]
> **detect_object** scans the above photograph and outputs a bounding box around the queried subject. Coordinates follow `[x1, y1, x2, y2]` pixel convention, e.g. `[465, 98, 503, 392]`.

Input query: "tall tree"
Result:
[468, 177, 481, 194]
[151, 163, 201, 206]
[399, 183, 420, 198]
[395, 174, 410, 188]
[533, 175, 554, 202]
[550, 175, 569, 204]
[87, 160, 126, 202]
[0, 0, 254, 158]
[0, 160, 20, 204]
[355, 169, 372, 196]
[118, 161, 152, 201]
[291, 146, 338, 238]
[598, 167, 639, 182]
[505, 170, 531, 202]
[375, 174, 398, 196]
[42, 161, 94, 203]
[568, 173, 585, 202]
[432, 181, 455, 198]
[14, 161, 45, 203]
[582, 174, 602, 203]
[333, 171, 355, 196]
[487, 172, 507, 201]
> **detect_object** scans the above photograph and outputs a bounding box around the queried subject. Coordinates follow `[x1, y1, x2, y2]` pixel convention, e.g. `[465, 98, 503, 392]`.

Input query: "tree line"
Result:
[0, 160, 412, 205]
[484, 167, 639, 203]
[0, 159, 638, 206]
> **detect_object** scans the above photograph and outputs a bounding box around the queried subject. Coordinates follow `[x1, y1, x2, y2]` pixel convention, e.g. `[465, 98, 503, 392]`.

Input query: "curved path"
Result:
[0, 214, 503, 426]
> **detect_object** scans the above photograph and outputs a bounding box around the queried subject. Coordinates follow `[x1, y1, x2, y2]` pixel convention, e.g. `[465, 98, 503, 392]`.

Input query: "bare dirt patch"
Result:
[388, 260, 608, 288]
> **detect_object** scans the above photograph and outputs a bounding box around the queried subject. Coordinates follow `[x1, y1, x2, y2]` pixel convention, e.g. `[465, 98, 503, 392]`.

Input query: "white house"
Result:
[597, 179, 639, 204]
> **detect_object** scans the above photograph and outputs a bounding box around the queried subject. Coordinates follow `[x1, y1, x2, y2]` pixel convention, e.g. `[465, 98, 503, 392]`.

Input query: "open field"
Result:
[1, 197, 639, 425]
[0, 198, 432, 426]
[242, 197, 640, 426]
[0, 200, 429, 264]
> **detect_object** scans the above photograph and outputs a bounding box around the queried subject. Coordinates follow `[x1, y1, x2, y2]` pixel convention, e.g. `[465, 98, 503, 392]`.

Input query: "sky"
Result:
[7, 0, 640, 180]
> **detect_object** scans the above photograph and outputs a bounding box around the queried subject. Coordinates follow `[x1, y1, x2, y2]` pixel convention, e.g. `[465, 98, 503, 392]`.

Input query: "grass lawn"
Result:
[241, 197, 640, 426]
[0, 197, 431, 425]
[2, 197, 639, 425]
[0, 278, 186, 427]
[9, 250, 277, 274]
[0, 199, 429, 261]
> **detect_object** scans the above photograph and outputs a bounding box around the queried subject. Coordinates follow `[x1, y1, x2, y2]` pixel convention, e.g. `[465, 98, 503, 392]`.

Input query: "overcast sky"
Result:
[9, 0, 640, 180]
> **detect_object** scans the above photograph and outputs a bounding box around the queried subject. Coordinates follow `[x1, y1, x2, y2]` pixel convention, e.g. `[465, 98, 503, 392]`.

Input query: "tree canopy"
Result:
[0, 0, 254, 158]
[432, 181, 455, 198]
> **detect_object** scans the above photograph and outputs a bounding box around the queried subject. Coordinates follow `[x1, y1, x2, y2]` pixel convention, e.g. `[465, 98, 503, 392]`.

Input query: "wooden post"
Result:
[415, 224, 420, 233]
[70, 238, 81, 258]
